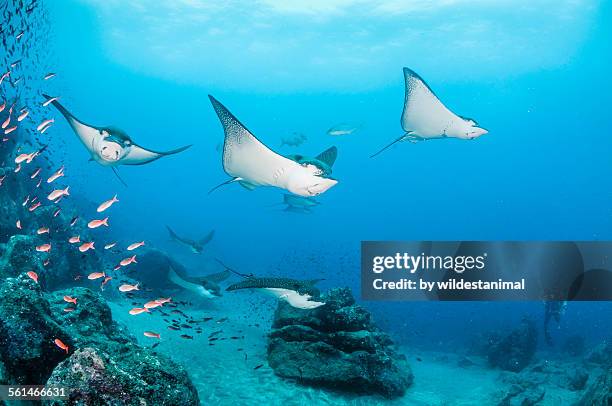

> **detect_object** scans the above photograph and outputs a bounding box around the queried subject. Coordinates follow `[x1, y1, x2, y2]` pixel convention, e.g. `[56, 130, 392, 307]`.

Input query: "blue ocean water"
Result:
[2, 0, 611, 403]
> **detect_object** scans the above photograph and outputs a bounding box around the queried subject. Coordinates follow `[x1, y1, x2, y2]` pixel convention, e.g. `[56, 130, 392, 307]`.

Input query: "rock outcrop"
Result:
[576, 366, 611, 406]
[0, 276, 71, 384]
[267, 287, 412, 398]
[487, 317, 537, 372]
[0, 278, 199, 405]
[44, 347, 199, 406]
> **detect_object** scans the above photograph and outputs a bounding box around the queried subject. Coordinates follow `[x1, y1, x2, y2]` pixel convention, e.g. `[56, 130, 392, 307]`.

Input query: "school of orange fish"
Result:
[2, 69, 171, 354]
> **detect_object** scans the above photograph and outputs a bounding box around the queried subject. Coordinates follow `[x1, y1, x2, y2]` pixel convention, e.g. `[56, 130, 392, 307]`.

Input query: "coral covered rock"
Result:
[576, 367, 611, 406]
[0, 234, 45, 279]
[0, 278, 199, 404]
[44, 347, 199, 406]
[46, 287, 135, 353]
[267, 287, 412, 398]
[487, 317, 537, 372]
[0, 276, 71, 384]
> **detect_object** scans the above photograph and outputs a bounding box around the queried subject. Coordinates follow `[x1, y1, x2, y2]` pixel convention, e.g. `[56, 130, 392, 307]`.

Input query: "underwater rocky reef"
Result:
[267, 287, 413, 399]
[0, 275, 200, 405]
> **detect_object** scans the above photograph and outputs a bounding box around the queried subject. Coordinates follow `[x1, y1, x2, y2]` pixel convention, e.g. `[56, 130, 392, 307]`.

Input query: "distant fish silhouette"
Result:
[280, 132, 307, 147]
[166, 225, 214, 254]
[371, 67, 488, 157]
[167, 265, 230, 299]
[327, 123, 359, 137]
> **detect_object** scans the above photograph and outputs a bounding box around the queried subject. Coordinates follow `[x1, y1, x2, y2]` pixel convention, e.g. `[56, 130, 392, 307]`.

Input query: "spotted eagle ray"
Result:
[226, 277, 325, 309]
[371, 68, 488, 157]
[168, 265, 230, 298]
[42, 94, 191, 181]
[166, 225, 214, 254]
[208, 95, 338, 197]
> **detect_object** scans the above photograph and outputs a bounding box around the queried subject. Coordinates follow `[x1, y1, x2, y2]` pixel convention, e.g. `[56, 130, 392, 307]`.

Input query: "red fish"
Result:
[87, 217, 109, 229]
[36, 243, 51, 252]
[97, 195, 119, 213]
[127, 241, 145, 251]
[54, 338, 69, 354]
[120, 255, 137, 267]
[63, 296, 77, 304]
[26, 271, 38, 283]
[129, 307, 150, 315]
[47, 166, 64, 183]
[143, 331, 160, 339]
[68, 236, 80, 244]
[47, 187, 69, 201]
[118, 283, 139, 292]
[87, 272, 105, 280]
[79, 242, 95, 252]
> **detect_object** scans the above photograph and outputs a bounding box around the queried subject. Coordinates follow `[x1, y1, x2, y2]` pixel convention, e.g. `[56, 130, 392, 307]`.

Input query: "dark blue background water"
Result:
[33, 1, 612, 349]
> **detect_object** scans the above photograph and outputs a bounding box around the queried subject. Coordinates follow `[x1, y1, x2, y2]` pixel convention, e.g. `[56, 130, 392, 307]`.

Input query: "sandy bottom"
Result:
[108, 295, 581, 406]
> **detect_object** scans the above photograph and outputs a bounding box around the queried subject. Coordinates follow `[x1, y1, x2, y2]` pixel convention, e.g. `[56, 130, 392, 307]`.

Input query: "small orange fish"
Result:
[14, 163, 21, 173]
[87, 217, 109, 229]
[15, 153, 33, 164]
[79, 242, 95, 252]
[29, 201, 41, 212]
[47, 166, 64, 183]
[155, 297, 172, 304]
[54, 338, 69, 354]
[36, 243, 51, 252]
[127, 241, 145, 251]
[40, 123, 53, 134]
[37, 227, 49, 234]
[36, 178, 42, 188]
[104, 242, 117, 250]
[120, 255, 137, 267]
[30, 167, 41, 179]
[42, 96, 59, 107]
[63, 307, 75, 312]
[101, 276, 112, 287]
[143, 331, 160, 339]
[97, 195, 119, 213]
[129, 307, 150, 315]
[37, 118, 54, 132]
[16, 220, 21, 229]
[87, 272, 105, 280]
[1, 115, 10, 129]
[4, 125, 17, 135]
[53, 208, 61, 217]
[26, 271, 38, 283]
[118, 283, 139, 292]
[47, 187, 69, 201]
[17, 110, 29, 121]
[68, 236, 80, 244]
[144, 300, 162, 309]
[63, 296, 77, 304]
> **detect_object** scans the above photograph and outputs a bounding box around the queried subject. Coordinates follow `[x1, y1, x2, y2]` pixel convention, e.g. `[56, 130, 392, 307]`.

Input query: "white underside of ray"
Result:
[121, 145, 163, 165]
[65, 116, 102, 157]
[401, 71, 465, 139]
[168, 267, 215, 298]
[211, 97, 317, 190]
[263, 288, 325, 309]
[224, 129, 304, 189]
